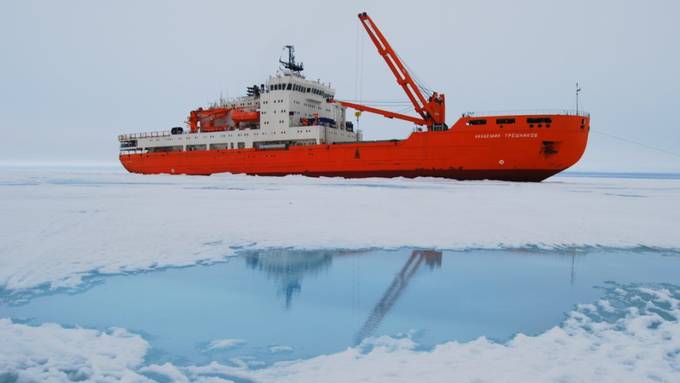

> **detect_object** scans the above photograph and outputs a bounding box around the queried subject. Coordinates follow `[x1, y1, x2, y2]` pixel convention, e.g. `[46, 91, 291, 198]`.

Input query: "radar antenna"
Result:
[280, 45, 304, 72]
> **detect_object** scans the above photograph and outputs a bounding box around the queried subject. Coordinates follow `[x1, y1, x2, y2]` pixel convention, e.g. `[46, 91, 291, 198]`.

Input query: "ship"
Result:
[118, 12, 589, 182]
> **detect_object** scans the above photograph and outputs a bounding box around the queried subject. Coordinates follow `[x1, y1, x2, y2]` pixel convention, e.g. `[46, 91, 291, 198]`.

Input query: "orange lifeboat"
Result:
[188, 107, 231, 133]
[231, 110, 260, 123]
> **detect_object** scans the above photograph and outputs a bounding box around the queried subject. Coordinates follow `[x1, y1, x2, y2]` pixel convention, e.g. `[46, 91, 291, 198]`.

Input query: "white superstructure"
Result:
[119, 48, 361, 154]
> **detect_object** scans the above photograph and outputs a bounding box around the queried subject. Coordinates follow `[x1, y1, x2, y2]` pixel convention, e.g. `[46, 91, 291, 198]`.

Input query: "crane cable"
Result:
[341, 99, 411, 105]
[355, 20, 366, 127]
[592, 129, 680, 160]
[357, 17, 433, 103]
[355, 20, 364, 105]
[397, 52, 434, 98]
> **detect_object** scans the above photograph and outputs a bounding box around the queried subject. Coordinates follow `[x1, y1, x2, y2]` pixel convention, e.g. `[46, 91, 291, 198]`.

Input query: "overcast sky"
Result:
[1, 0, 679, 172]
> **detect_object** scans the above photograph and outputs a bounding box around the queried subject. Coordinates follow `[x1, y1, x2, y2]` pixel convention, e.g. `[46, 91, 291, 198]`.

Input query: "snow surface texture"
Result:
[1, 284, 678, 382]
[0, 319, 149, 382]
[0, 168, 679, 293]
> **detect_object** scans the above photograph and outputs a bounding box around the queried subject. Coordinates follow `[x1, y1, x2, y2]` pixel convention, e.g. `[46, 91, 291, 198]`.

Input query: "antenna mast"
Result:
[280, 45, 304, 72]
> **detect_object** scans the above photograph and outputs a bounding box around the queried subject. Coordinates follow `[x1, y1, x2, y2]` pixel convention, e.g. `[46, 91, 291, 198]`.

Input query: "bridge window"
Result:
[496, 118, 515, 124]
[467, 119, 487, 126]
[527, 117, 552, 124]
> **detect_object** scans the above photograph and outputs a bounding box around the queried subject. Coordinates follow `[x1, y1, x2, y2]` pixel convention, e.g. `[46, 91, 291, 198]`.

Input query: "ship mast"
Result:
[330, 12, 447, 131]
[576, 82, 582, 115]
[280, 45, 304, 73]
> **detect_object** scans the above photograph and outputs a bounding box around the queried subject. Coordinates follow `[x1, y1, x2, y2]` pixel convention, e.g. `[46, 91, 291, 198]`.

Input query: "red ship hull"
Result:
[120, 114, 589, 182]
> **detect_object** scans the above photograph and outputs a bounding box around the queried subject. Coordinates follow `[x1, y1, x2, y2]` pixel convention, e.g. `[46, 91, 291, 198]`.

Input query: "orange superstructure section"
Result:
[120, 114, 589, 182]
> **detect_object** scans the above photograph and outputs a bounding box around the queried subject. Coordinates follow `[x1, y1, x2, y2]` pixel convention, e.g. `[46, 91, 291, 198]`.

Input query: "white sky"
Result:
[1, 0, 679, 172]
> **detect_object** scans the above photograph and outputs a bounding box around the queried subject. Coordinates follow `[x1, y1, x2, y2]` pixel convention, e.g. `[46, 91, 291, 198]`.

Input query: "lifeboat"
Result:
[231, 110, 260, 123]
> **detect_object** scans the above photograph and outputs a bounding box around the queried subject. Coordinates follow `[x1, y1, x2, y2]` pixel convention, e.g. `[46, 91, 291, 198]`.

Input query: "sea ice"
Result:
[0, 319, 149, 382]
[1, 167, 679, 382]
[0, 168, 678, 293]
[206, 339, 245, 351]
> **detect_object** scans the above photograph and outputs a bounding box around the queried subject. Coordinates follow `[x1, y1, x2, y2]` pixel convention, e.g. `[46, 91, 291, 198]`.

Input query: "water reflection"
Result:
[244, 249, 444, 341]
[244, 250, 334, 308]
[2, 247, 678, 368]
[356, 250, 442, 342]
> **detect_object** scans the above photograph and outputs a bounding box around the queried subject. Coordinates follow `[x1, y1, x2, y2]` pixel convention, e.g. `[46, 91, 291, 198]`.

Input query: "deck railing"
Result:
[462, 109, 590, 118]
[118, 130, 172, 141]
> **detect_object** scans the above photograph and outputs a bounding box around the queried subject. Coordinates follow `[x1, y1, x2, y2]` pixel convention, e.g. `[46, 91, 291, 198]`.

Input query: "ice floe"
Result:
[206, 339, 245, 351]
[0, 319, 149, 382]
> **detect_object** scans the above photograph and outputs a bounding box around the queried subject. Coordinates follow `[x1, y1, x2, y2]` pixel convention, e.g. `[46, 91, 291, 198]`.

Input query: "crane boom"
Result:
[329, 12, 447, 130]
[332, 100, 427, 126]
[357, 13, 430, 120]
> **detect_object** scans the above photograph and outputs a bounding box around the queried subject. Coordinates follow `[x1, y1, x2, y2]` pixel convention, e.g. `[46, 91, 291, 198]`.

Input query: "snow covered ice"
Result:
[1, 167, 679, 382]
[0, 168, 678, 293]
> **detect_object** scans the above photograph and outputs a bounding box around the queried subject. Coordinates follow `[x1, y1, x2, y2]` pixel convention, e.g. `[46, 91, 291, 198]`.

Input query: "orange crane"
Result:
[330, 12, 447, 131]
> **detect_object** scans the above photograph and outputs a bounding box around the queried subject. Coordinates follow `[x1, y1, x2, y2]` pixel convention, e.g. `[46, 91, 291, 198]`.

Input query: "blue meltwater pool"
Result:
[1, 248, 679, 368]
